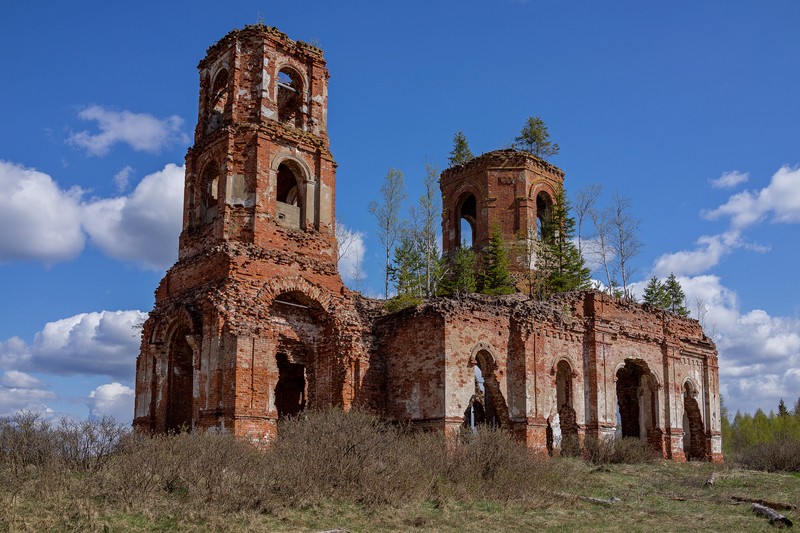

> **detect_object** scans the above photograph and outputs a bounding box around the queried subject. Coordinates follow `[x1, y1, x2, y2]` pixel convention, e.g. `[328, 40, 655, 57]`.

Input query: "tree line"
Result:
[722, 396, 800, 452]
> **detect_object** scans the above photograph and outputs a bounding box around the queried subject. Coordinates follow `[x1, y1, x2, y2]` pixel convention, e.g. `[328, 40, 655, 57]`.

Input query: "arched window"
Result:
[535, 191, 553, 241]
[200, 163, 219, 224]
[277, 67, 303, 127]
[456, 193, 477, 248]
[206, 69, 228, 134]
[276, 162, 303, 229]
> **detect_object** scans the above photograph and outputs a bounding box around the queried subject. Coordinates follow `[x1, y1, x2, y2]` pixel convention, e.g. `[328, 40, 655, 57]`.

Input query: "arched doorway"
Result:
[683, 382, 706, 460]
[165, 325, 194, 432]
[615, 360, 659, 447]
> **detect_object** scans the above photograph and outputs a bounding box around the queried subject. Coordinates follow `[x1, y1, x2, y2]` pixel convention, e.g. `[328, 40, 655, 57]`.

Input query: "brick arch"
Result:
[256, 275, 337, 315]
[148, 307, 201, 346]
[467, 341, 497, 367]
[274, 61, 308, 96]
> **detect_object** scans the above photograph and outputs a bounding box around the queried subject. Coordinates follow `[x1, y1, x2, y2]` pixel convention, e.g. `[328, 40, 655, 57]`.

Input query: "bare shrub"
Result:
[56, 416, 128, 472]
[582, 436, 658, 464]
[738, 439, 800, 472]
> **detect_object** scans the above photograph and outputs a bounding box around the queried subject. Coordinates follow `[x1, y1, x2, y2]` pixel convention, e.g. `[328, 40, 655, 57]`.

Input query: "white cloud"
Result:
[652, 231, 745, 277]
[0, 370, 46, 389]
[25, 310, 147, 380]
[0, 370, 56, 416]
[86, 382, 134, 424]
[335, 223, 366, 282]
[113, 165, 134, 192]
[68, 106, 189, 156]
[0, 336, 31, 371]
[673, 274, 800, 415]
[704, 165, 800, 229]
[82, 163, 184, 270]
[710, 170, 748, 189]
[0, 160, 85, 262]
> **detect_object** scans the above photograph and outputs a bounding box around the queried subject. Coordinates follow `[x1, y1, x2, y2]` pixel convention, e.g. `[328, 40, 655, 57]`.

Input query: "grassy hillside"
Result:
[1, 411, 797, 532]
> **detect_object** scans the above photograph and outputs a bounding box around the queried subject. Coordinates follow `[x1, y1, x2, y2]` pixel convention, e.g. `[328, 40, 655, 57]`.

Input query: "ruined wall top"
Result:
[199, 24, 325, 70]
[441, 148, 565, 182]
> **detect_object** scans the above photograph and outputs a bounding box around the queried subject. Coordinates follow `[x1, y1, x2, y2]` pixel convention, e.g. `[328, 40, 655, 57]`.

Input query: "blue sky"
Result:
[1, 1, 798, 421]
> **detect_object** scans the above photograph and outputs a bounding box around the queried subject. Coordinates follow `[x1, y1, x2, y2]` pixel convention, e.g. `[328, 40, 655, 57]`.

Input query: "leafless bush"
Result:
[582, 436, 658, 464]
[737, 439, 800, 472]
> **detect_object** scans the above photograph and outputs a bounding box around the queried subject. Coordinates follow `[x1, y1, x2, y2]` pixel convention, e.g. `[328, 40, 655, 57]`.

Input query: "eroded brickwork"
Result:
[134, 24, 722, 462]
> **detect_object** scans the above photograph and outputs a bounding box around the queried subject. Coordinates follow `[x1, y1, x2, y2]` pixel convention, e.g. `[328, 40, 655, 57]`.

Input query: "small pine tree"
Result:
[513, 116, 560, 159]
[478, 227, 515, 296]
[389, 233, 424, 298]
[535, 192, 590, 297]
[448, 131, 474, 166]
[642, 276, 669, 308]
[663, 273, 689, 316]
[778, 398, 789, 418]
[439, 244, 477, 297]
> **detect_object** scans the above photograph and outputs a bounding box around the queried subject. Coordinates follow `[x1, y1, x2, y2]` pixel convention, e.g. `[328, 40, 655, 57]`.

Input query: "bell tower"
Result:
[179, 24, 338, 267]
[134, 26, 363, 440]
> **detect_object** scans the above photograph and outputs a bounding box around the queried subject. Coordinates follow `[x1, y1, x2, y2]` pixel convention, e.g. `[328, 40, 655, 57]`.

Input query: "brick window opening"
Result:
[200, 163, 219, 224]
[206, 69, 228, 134]
[536, 191, 553, 241]
[683, 382, 706, 460]
[165, 326, 193, 432]
[277, 68, 303, 128]
[456, 193, 477, 248]
[275, 352, 306, 419]
[276, 163, 303, 229]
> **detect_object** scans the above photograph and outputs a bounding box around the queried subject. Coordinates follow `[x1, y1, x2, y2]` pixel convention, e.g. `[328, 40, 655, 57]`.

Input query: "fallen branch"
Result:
[704, 472, 717, 487]
[733, 496, 797, 512]
[752, 503, 793, 528]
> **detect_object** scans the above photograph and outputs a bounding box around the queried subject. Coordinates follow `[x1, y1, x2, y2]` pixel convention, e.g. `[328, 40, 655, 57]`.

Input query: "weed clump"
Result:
[582, 436, 658, 464]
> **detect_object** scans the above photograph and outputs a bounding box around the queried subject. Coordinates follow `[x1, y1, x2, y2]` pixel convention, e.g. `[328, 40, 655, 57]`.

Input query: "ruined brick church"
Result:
[133, 25, 723, 462]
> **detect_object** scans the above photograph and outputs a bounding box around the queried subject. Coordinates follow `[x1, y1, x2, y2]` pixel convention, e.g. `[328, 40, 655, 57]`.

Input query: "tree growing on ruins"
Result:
[664, 273, 689, 316]
[535, 192, 591, 297]
[479, 227, 515, 296]
[449, 131, 474, 166]
[513, 116, 560, 159]
[607, 193, 642, 300]
[573, 183, 602, 258]
[642, 276, 669, 308]
[370, 168, 406, 299]
[439, 244, 477, 297]
[387, 232, 425, 311]
[411, 164, 443, 297]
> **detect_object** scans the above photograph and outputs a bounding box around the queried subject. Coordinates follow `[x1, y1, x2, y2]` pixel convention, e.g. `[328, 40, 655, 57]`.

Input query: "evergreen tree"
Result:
[664, 273, 689, 316]
[389, 233, 424, 298]
[448, 131, 474, 166]
[513, 116, 560, 159]
[642, 276, 669, 308]
[535, 192, 591, 297]
[778, 398, 789, 418]
[478, 227, 515, 296]
[439, 244, 477, 297]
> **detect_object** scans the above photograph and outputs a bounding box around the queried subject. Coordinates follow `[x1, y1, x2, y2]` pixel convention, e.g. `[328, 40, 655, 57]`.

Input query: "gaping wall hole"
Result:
[683, 382, 706, 460]
[200, 163, 219, 224]
[276, 163, 303, 229]
[464, 350, 509, 431]
[165, 326, 193, 432]
[275, 352, 306, 419]
[615, 360, 657, 442]
[556, 360, 579, 455]
[277, 68, 303, 127]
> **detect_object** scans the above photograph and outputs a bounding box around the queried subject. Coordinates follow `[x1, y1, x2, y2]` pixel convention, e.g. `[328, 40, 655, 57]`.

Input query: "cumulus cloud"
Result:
[68, 106, 189, 156]
[86, 382, 134, 423]
[672, 274, 800, 415]
[82, 164, 184, 269]
[26, 310, 146, 381]
[0, 160, 85, 262]
[652, 231, 746, 277]
[0, 370, 56, 416]
[335, 223, 366, 282]
[113, 166, 134, 192]
[704, 165, 800, 229]
[709, 170, 748, 189]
